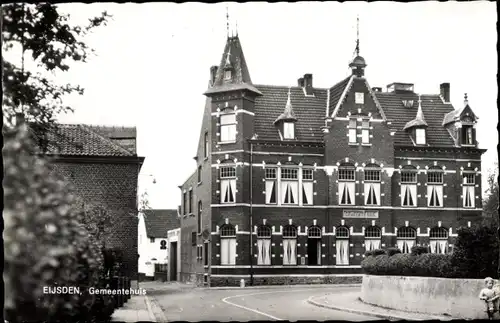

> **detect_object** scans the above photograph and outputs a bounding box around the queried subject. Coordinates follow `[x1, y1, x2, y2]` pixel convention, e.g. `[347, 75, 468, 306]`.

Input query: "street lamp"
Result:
[139, 173, 157, 184]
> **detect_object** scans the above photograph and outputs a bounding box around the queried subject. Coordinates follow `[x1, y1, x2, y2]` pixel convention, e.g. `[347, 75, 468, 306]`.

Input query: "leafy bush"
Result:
[411, 246, 429, 256]
[365, 249, 386, 257]
[386, 247, 402, 256]
[410, 253, 452, 278]
[3, 125, 114, 322]
[450, 226, 499, 279]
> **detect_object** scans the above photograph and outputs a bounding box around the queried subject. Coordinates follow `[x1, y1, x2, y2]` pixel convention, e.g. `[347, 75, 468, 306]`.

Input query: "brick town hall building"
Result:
[178, 29, 486, 286]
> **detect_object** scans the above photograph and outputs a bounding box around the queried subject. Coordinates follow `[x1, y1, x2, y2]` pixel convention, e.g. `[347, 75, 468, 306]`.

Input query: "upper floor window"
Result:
[361, 119, 370, 144]
[220, 112, 236, 142]
[188, 190, 193, 214]
[284, 122, 295, 139]
[348, 119, 357, 144]
[220, 166, 236, 204]
[427, 169, 443, 207]
[463, 172, 475, 208]
[401, 167, 417, 207]
[197, 201, 202, 234]
[281, 168, 299, 205]
[204, 132, 209, 158]
[224, 70, 232, 80]
[302, 169, 314, 205]
[355, 92, 364, 104]
[183, 192, 187, 214]
[364, 167, 381, 206]
[415, 128, 426, 145]
[461, 125, 474, 145]
[197, 165, 202, 183]
[265, 168, 277, 204]
[338, 165, 355, 205]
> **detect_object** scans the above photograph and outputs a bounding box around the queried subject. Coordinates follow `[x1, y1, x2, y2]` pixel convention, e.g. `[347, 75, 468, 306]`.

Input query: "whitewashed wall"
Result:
[138, 213, 169, 277]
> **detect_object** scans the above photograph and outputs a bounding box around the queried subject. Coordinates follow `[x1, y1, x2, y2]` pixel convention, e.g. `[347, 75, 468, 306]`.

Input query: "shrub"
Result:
[450, 225, 499, 279]
[387, 253, 415, 276]
[411, 246, 429, 256]
[3, 125, 113, 322]
[365, 249, 386, 258]
[386, 247, 402, 256]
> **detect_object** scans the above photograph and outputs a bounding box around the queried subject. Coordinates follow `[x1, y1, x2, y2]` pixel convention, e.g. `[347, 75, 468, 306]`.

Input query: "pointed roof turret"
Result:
[404, 95, 428, 130]
[349, 15, 367, 77]
[204, 33, 262, 96]
[442, 92, 479, 126]
[274, 88, 297, 124]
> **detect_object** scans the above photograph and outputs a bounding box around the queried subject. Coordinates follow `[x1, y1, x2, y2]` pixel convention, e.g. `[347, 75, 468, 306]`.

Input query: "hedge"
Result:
[3, 125, 117, 322]
[361, 225, 499, 279]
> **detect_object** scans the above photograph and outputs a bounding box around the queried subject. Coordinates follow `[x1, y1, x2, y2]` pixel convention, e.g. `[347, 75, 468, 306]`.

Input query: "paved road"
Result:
[145, 284, 378, 322]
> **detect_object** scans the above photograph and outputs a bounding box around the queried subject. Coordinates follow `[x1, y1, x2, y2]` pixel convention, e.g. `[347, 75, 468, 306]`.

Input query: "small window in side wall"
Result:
[415, 128, 426, 145]
[198, 165, 202, 183]
[150, 238, 155, 243]
[191, 232, 197, 246]
[284, 122, 295, 139]
[204, 132, 209, 158]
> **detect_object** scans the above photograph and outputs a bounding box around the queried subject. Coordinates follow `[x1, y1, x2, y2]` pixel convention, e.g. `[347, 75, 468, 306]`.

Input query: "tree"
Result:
[482, 161, 499, 228]
[2, 3, 110, 138]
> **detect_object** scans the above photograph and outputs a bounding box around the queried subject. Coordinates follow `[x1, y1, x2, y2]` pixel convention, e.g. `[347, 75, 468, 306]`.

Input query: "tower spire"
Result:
[355, 14, 360, 56]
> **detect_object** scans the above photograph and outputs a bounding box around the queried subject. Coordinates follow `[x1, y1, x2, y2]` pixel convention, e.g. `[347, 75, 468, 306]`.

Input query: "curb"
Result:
[203, 283, 362, 290]
[307, 295, 454, 321]
[145, 294, 168, 323]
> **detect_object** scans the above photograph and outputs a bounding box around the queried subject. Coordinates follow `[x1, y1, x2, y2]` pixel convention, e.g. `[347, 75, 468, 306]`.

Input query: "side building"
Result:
[178, 31, 486, 287]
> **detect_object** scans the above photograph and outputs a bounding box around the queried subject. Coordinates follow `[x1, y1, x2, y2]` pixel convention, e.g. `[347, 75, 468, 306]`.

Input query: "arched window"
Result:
[307, 226, 322, 266]
[257, 225, 271, 265]
[429, 227, 449, 254]
[397, 226, 416, 253]
[283, 225, 297, 266]
[365, 226, 382, 251]
[336, 226, 350, 265]
[364, 164, 381, 206]
[338, 163, 356, 206]
[220, 224, 236, 265]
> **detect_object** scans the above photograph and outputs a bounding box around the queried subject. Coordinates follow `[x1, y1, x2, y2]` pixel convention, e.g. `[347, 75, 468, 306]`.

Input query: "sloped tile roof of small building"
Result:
[143, 209, 180, 238]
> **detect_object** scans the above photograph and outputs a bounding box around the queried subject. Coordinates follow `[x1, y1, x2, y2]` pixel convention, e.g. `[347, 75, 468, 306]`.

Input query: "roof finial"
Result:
[226, 7, 230, 39]
[287, 87, 292, 105]
[416, 94, 424, 120]
[355, 14, 360, 56]
[235, 20, 238, 37]
[464, 93, 468, 106]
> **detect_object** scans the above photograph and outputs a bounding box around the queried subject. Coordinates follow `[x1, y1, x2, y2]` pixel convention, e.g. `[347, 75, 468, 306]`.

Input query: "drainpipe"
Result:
[249, 141, 254, 286]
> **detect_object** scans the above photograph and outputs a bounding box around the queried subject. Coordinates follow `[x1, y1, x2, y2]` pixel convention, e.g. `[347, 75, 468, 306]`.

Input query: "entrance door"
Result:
[169, 242, 177, 281]
[307, 238, 321, 265]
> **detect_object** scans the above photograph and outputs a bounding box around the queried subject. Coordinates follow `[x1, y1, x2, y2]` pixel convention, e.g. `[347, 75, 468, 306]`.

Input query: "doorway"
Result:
[169, 241, 178, 281]
[307, 238, 321, 265]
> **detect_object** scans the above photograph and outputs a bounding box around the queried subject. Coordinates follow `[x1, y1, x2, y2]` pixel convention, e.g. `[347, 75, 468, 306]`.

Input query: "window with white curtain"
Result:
[281, 168, 298, 205]
[220, 225, 236, 265]
[220, 112, 236, 142]
[415, 128, 426, 145]
[401, 169, 417, 207]
[257, 226, 272, 265]
[282, 225, 297, 266]
[364, 226, 382, 251]
[364, 167, 381, 206]
[427, 170, 443, 207]
[265, 168, 277, 204]
[336, 226, 350, 265]
[220, 166, 236, 204]
[338, 166, 355, 205]
[463, 173, 475, 208]
[429, 227, 448, 254]
[302, 169, 313, 205]
[348, 118, 357, 144]
[361, 119, 370, 144]
[284, 122, 295, 139]
[396, 227, 416, 253]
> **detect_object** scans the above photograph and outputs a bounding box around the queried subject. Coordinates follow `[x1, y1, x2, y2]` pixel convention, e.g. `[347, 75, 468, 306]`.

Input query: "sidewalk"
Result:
[111, 294, 155, 322]
[307, 291, 456, 321]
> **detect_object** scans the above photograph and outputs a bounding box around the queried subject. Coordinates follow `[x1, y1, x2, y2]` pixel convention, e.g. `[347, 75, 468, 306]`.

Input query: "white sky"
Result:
[16, 2, 498, 209]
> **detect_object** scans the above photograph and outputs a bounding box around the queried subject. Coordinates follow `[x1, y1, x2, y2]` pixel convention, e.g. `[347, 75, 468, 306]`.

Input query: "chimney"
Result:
[15, 113, 24, 126]
[209, 66, 218, 86]
[440, 83, 450, 103]
[303, 73, 313, 95]
[297, 77, 304, 87]
[372, 87, 382, 92]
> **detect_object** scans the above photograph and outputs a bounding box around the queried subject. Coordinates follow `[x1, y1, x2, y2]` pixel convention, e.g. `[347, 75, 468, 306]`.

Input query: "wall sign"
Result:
[343, 210, 379, 218]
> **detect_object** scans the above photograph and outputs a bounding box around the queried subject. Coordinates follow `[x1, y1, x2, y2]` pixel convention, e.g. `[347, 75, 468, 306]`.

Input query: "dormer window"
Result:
[415, 128, 426, 145]
[284, 122, 295, 139]
[461, 125, 474, 145]
[224, 70, 232, 80]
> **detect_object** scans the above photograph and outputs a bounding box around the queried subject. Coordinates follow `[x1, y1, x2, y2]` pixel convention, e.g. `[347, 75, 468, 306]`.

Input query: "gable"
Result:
[332, 77, 385, 120]
[143, 209, 180, 238]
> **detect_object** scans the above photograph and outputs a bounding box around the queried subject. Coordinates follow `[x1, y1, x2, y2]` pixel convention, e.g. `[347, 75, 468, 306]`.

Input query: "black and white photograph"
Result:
[2, 1, 498, 322]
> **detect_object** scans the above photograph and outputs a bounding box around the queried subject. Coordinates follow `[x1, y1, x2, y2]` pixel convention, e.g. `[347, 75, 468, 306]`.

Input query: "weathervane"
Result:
[355, 14, 360, 56]
[226, 7, 230, 38]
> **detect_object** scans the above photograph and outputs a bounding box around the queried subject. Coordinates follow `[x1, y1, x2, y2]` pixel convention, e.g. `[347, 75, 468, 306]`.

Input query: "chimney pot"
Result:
[297, 77, 304, 87]
[372, 87, 382, 92]
[440, 83, 450, 103]
[303, 74, 313, 95]
[210, 66, 218, 86]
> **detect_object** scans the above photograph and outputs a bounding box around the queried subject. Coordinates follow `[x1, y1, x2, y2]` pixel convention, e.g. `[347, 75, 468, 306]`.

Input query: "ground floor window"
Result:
[365, 226, 382, 251]
[397, 227, 416, 253]
[336, 239, 349, 265]
[307, 226, 322, 265]
[365, 239, 381, 251]
[220, 224, 236, 265]
[283, 225, 297, 266]
[430, 227, 449, 254]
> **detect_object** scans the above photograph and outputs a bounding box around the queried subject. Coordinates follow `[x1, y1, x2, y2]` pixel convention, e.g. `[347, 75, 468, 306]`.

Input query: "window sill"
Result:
[339, 204, 356, 206]
[427, 206, 444, 208]
[204, 157, 209, 161]
[401, 206, 417, 208]
[218, 141, 236, 145]
[197, 181, 202, 186]
[361, 143, 372, 147]
[348, 143, 359, 146]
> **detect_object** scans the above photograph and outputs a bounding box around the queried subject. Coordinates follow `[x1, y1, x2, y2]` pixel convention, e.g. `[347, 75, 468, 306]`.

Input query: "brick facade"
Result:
[178, 34, 486, 286]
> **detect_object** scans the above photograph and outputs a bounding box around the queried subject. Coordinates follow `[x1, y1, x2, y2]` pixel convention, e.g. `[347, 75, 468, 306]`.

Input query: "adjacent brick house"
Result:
[32, 122, 145, 282]
[178, 32, 486, 287]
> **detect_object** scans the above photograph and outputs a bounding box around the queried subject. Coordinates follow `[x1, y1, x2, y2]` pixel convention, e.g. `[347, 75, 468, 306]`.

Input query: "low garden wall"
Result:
[361, 275, 497, 319]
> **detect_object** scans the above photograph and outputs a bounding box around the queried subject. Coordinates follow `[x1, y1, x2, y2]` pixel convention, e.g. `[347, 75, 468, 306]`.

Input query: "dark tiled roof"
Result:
[87, 125, 137, 154]
[376, 93, 456, 147]
[143, 209, 180, 238]
[328, 76, 352, 116]
[34, 124, 136, 156]
[254, 85, 328, 142]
